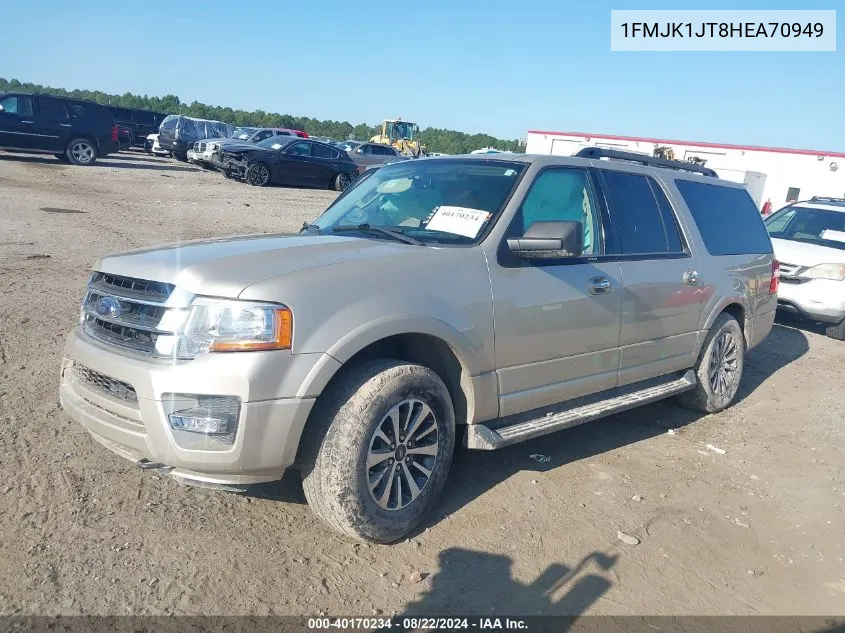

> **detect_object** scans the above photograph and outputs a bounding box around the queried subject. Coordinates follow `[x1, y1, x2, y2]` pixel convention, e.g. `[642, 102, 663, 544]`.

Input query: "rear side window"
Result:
[38, 96, 69, 121]
[602, 171, 676, 255]
[109, 107, 133, 121]
[675, 180, 772, 255]
[312, 143, 338, 159]
[135, 111, 154, 125]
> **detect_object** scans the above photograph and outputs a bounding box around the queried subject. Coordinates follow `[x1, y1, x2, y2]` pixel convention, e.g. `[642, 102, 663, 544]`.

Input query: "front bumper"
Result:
[59, 328, 323, 485]
[777, 278, 845, 324]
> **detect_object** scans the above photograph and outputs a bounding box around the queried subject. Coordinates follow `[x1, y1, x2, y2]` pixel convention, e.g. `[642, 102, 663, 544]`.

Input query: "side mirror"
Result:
[356, 148, 364, 154]
[0, 104, 5, 114]
[507, 220, 584, 259]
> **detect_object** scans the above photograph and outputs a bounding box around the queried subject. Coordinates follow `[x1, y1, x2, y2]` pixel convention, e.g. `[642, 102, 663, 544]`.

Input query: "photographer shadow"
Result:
[400, 547, 617, 621]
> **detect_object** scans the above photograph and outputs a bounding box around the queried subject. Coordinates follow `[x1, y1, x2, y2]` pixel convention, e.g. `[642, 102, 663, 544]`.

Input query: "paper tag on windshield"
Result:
[425, 206, 491, 238]
[821, 229, 845, 244]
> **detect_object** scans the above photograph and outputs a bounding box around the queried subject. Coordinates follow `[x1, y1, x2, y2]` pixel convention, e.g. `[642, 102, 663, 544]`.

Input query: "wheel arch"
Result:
[299, 326, 480, 431]
[696, 299, 748, 360]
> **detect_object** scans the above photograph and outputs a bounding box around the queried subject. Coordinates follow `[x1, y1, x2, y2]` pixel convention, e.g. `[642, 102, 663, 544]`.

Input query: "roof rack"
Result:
[574, 147, 719, 178]
[810, 196, 845, 204]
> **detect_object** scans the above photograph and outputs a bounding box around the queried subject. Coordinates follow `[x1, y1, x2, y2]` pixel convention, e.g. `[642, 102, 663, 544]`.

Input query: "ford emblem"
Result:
[95, 296, 126, 318]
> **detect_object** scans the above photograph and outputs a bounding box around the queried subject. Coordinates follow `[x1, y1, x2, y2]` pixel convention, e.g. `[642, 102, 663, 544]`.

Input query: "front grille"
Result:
[73, 364, 138, 404]
[81, 272, 181, 356]
[196, 142, 206, 152]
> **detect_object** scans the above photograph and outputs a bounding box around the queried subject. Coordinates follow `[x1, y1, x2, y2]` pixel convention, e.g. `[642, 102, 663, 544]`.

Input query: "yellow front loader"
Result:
[370, 118, 426, 156]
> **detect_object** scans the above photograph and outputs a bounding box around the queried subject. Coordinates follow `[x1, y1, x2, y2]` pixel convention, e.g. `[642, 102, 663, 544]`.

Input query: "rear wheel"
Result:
[246, 162, 271, 187]
[677, 313, 745, 413]
[332, 172, 352, 192]
[826, 318, 845, 341]
[66, 138, 98, 166]
[301, 359, 455, 543]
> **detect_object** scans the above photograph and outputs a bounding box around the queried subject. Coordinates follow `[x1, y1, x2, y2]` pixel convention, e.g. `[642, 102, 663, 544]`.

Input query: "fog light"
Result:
[165, 395, 240, 443]
[169, 409, 235, 435]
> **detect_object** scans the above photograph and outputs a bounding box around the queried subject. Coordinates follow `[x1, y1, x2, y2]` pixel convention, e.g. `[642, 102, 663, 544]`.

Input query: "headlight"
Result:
[802, 263, 845, 281]
[208, 142, 218, 150]
[174, 298, 292, 358]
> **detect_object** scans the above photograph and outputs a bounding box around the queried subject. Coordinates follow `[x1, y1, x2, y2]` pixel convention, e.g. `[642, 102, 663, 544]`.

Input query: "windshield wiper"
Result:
[330, 224, 422, 245]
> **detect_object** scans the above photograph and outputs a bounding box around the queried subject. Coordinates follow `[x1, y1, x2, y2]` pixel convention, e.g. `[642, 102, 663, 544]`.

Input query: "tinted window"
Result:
[253, 130, 273, 142]
[38, 96, 69, 121]
[135, 111, 154, 125]
[160, 116, 178, 131]
[69, 104, 86, 118]
[0, 95, 34, 116]
[675, 180, 772, 255]
[311, 143, 336, 159]
[520, 168, 602, 255]
[602, 171, 669, 254]
[650, 179, 685, 252]
[109, 107, 133, 121]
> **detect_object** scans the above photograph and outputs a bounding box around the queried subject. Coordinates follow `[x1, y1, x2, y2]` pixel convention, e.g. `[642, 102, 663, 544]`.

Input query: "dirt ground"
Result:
[0, 149, 843, 617]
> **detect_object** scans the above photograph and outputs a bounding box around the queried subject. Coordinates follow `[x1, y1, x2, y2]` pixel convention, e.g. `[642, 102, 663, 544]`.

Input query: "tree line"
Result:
[0, 78, 525, 155]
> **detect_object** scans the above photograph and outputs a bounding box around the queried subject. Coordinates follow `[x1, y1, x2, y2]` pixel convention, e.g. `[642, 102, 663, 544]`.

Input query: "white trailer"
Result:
[527, 131, 845, 211]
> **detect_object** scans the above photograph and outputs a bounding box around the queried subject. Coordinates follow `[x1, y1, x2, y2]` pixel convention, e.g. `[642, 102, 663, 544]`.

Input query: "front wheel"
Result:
[246, 162, 271, 187]
[66, 138, 98, 165]
[677, 313, 745, 413]
[332, 172, 352, 192]
[301, 359, 456, 543]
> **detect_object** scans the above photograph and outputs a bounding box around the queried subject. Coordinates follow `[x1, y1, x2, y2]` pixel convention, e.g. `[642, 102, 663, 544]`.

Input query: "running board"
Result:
[465, 370, 697, 450]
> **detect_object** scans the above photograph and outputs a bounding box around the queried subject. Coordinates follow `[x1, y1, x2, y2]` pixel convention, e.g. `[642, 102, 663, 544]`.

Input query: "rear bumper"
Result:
[777, 279, 845, 324]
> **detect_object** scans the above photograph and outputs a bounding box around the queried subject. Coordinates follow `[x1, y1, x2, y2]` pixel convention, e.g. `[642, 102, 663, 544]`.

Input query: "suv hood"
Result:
[771, 237, 845, 267]
[94, 233, 414, 298]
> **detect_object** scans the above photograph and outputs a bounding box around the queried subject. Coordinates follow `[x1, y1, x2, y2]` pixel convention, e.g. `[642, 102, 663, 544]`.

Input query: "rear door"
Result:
[0, 94, 38, 150]
[308, 142, 340, 184]
[596, 168, 706, 386]
[33, 96, 72, 151]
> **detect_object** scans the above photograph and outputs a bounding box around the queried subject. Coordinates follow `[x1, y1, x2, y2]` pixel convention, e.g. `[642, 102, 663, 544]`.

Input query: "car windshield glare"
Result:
[766, 206, 845, 250]
[231, 127, 259, 139]
[310, 159, 527, 244]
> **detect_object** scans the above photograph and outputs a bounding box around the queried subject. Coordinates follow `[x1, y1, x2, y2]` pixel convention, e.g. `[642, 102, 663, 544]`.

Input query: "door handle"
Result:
[21, 120, 35, 124]
[683, 270, 701, 285]
[59, 123, 72, 127]
[588, 277, 612, 295]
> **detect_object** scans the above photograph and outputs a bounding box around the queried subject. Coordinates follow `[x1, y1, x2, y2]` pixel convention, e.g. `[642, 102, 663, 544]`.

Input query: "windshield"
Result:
[230, 127, 259, 140]
[256, 136, 294, 150]
[389, 121, 415, 140]
[765, 205, 845, 250]
[309, 159, 527, 244]
[337, 141, 361, 151]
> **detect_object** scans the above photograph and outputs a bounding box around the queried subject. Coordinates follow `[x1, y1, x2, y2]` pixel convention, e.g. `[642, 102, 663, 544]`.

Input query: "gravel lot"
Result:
[0, 149, 843, 617]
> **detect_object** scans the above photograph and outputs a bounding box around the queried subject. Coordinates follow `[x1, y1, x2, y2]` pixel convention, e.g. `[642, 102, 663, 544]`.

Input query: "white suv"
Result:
[765, 197, 845, 340]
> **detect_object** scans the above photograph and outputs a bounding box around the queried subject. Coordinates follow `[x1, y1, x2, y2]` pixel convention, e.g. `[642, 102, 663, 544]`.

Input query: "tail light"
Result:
[112, 125, 119, 142]
[769, 259, 780, 294]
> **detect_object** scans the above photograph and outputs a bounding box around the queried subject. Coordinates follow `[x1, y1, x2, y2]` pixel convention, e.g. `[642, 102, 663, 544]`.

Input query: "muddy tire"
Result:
[66, 138, 98, 166]
[246, 162, 271, 187]
[301, 359, 455, 543]
[826, 318, 845, 341]
[677, 313, 745, 413]
[332, 172, 352, 192]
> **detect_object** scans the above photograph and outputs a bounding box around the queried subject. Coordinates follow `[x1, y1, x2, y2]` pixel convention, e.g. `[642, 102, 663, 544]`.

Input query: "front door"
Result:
[0, 94, 37, 150]
[485, 167, 623, 416]
[596, 168, 707, 386]
[275, 140, 315, 185]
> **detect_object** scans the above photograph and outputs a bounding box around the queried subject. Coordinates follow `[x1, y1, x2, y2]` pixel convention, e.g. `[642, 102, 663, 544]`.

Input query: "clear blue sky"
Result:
[2, 0, 843, 151]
